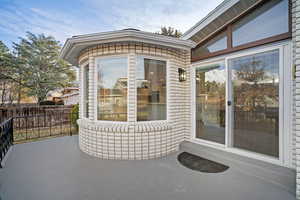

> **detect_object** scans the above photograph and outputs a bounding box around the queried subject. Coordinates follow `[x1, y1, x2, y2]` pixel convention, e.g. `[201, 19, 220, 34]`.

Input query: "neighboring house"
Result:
[50, 87, 79, 105]
[59, 87, 79, 105]
[60, 0, 300, 198]
[60, 92, 79, 105]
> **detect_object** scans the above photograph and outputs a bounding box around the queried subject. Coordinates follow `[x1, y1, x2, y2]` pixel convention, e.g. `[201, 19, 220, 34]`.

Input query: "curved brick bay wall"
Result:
[78, 120, 173, 159]
[77, 42, 191, 160]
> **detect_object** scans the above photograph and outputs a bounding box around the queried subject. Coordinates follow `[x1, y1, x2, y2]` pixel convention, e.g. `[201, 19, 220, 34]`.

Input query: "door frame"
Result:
[190, 41, 292, 167]
[191, 60, 227, 149]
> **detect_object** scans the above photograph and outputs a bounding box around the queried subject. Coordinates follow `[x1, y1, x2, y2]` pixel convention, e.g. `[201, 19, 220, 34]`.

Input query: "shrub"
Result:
[70, 104, 79, 130]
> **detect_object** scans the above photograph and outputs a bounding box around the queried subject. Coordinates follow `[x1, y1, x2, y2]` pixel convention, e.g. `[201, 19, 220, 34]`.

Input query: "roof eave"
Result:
[181, 0, 240, 40]
[60, 30, 197, 66]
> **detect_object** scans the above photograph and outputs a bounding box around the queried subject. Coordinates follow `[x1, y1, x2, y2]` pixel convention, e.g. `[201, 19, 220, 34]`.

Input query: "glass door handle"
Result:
[227, 101, 232, 106]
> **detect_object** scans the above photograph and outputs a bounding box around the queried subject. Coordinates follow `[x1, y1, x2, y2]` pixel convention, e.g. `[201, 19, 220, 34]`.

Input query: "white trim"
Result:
[282, 42, 293, 167]
[60, 30, 196, 65]
[190, 41, 293, 168]
[224, 44, 283, 60]
[192, 137, 225, 149]
[225, 59, 232, 148]
[191, 40, 291, 66]
[94, 54, 130, 123]
[79, 65, 84, 119]
[225, 45, 285, 164]
[135, 54, 170, 123]
[191, 66, 196, 140]
[188, 138, 282, 166]
[279, 46, 285, 164]
[81, 62, 89, 120]
[191, 60, 227, 147]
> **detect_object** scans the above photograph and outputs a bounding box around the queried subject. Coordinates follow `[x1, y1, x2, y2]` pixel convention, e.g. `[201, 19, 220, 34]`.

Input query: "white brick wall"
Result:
[293, 0, 300, 198]
[77, 42, 190, 160]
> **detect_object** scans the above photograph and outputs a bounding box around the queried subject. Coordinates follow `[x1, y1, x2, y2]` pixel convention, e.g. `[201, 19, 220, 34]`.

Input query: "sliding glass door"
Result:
[228, 49, 280, 157]
[194, 48, 281, 159]
[195, 62, 226, 144]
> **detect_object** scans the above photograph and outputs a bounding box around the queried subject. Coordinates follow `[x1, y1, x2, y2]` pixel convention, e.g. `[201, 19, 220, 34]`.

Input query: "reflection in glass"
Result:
[192, 30, 227, 59]
[195, 63, 226, 144]
[232, 0, 289, 47]
[229, 50, 279, 157]
[137, 58, 166, 121]
[97, 57, 127, 121]
[84, 65, 89, 118]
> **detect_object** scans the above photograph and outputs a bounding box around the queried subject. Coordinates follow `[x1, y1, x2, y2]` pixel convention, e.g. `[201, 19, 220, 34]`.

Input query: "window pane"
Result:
[229, 50, 279, 157]
[196, 63, 226, 144]
[192, 30, 227, 59]
[137, 58, 166, 121]
[84, 65, 89, 118]
[232, 0, 289, 47]
[97, 57, 128, 121]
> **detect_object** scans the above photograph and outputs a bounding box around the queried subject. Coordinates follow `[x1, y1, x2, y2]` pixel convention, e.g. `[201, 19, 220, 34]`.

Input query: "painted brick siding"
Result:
[293, 0, 300, 198]
[77, 42, 191, 160]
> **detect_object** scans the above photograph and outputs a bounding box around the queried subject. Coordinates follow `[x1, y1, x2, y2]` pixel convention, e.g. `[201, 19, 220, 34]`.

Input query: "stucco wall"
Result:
[77, 42, 191, 159]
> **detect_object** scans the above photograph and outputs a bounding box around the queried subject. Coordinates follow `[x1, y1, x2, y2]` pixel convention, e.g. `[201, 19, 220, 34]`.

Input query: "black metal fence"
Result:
[0, 118, 13, 168]
[13, 110, 77, 143]
[0, 105, 73, 122]
[0, 105, 78, 144]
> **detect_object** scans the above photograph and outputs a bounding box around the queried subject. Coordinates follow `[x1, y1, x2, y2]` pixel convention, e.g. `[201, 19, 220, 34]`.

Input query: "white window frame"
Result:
[80, 61, 89, 120]
[190, 40, 292, 168]
[135, 55, 169, 123]
[94, 54, 129, 123]
[191, 60, 227, 148]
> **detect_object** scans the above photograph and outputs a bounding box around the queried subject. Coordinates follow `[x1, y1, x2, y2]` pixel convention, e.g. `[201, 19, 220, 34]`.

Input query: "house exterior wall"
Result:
[62, 94, 79, 105]
[77, 42, 191, 160]
[293, 0, 300, 197]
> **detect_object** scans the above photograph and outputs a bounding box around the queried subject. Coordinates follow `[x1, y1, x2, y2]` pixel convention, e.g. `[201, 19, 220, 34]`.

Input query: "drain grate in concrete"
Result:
[177, 152, 229, 173]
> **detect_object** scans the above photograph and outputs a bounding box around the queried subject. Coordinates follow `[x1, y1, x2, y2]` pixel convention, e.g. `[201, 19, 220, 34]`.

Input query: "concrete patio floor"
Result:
[0, 136, 296, 200]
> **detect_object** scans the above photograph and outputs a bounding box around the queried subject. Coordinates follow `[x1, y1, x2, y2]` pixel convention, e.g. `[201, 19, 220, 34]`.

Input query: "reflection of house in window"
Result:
[149, 91, 159, 103]
[98, 77, 128, 121]
[137, 58, 166, 121]
[114, 77, 128, 90]
[96, 56, 128, 121]
[143, 59, 166, 105]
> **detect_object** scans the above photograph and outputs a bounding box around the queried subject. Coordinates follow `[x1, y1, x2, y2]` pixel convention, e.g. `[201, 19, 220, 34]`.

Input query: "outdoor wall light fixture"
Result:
[178, 68, 187, 82]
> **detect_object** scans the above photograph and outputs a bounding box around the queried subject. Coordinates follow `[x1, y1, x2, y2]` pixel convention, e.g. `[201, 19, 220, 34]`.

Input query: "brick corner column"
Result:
[88, 56, 96, 121]
[127, 52, 136, 123]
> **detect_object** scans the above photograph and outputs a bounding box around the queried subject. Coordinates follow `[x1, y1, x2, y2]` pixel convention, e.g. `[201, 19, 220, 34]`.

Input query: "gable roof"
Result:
[181, 0, 261, 44]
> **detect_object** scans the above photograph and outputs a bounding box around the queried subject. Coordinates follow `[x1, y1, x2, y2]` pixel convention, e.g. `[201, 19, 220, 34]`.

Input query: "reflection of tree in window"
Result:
[195, 64, 226, 144]
[233, 57, 278, 112]
[230, 50, 279, 157]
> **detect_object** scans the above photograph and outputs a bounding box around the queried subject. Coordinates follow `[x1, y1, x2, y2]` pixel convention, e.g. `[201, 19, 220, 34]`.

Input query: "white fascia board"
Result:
[181, 0, 240, 40]
[60, 30, 196, 65]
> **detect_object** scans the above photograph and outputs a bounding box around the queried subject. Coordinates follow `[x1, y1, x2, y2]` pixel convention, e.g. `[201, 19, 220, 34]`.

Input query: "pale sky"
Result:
[0, 0, 224, 48]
